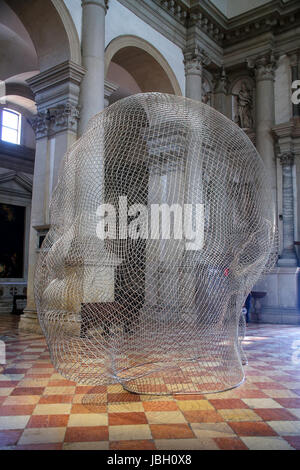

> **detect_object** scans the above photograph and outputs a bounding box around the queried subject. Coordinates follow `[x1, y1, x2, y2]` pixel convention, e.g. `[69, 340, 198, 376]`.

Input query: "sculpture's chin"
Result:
[40, 311, 245, 394]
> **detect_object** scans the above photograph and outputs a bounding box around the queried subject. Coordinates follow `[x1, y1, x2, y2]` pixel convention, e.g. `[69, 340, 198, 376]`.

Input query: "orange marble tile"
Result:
[109, 440, 156, 450]
[39, 395, 73, 404]
[209, 399, 249, 409]
[109, 412, 148, 426]
[16, 443, 63, 450]
[71, 404, 107, 414]
[64, 426, 108, 442]
[229, 421, 278, 436]
[214, 437, 248, 450]
[150, 424, 195, 439]
[182, 410, 224, 423]
[11, 387, 45, 396]
[254, 408, 299, 421]
[143, 401, 179, 412]
[27, 414, 69, 428]
[0, 405, 35, 416]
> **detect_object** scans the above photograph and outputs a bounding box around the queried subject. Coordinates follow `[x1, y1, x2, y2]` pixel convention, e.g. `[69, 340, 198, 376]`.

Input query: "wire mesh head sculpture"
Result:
[35, 93, 276, 394]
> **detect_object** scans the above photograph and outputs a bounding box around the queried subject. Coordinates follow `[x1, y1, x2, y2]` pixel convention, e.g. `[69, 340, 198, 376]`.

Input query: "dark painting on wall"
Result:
[0, 203, 25, 278]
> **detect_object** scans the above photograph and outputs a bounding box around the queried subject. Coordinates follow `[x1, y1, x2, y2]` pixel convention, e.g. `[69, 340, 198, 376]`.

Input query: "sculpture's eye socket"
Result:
[35, 93, 276, 395]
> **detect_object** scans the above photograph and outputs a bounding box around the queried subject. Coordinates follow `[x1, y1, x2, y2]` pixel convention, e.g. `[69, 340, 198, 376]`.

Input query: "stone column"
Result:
[278, 151, 298, 266]
[182, 47, 209, 314]
[183, 46, 210, 101]
[79, 0, 107, 134]
[19, 62, 85, 333]
[249, 52, 278, 221]
[213, 66, 228, 116]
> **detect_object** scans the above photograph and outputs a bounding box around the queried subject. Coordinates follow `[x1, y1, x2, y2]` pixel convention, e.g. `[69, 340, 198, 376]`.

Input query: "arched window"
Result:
[0, 108, 21, 145]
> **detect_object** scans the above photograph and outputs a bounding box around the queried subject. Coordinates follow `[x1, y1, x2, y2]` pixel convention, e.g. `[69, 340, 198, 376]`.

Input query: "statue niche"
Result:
[233, 80, 254, 130]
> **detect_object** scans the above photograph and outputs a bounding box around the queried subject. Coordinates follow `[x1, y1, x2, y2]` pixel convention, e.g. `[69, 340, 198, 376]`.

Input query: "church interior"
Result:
[0, 0, 300, 451]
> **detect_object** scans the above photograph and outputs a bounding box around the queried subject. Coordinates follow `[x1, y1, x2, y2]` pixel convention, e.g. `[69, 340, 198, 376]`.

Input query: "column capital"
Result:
[247, 51, 277, 82]
[81, 0, 108, 11]
[278, 151, 295, 166]
[183, 46, 210, 76]
[287, 49, 300, 67]
[30, 103, 81, 140]
[30, 112, 49, 140]
[50, 102, 80, 135]
[27, 61, 85, 138]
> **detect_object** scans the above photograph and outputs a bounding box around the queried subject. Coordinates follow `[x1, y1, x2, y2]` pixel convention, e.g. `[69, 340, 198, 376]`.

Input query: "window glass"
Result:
[1, 127, 18, 144]
[2, 110, 19, 129]
[1, 109, 21, 145]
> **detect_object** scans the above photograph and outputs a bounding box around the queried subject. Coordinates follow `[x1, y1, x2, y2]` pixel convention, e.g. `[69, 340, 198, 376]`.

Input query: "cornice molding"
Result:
[116, 0, 187, 48]
[183, 46, 211, 75]
[27, 61, 85, 97]
[118, 0, 300, 60]
[26, 61, 85, 127]
[104, 80, 119, 107]
[273, 119, 300, 140]
[153, 0, 189, 24]
[0, 170, 33, 193]
[0, 141, 35, 175]
[272, 119, 300, 158]
[190, 0, 300, 48]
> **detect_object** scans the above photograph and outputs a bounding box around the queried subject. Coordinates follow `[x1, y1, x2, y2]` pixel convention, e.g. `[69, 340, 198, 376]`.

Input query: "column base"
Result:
[257, 306, 300, 324]
[278, 250, 298, 267]
[19, 309, 43, 335]
[252, 266, 300, 324]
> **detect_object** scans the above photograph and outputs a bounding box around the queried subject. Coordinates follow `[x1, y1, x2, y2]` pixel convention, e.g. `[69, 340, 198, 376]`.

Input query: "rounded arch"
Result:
[4, 0, 81, 71]
[51, 0, 81, 66]
[105, 35, 182, 96]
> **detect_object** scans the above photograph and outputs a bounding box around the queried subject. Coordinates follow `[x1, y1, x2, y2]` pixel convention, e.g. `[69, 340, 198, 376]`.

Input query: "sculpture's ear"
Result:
[233, 218, 277, 279]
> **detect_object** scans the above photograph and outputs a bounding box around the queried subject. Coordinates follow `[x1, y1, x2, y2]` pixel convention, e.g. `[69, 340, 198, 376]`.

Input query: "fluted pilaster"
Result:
[278, 152, 298, 266]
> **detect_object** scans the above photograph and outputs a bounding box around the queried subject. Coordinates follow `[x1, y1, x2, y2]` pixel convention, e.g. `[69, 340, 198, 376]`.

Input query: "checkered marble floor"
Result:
[0, 314, 300, 450]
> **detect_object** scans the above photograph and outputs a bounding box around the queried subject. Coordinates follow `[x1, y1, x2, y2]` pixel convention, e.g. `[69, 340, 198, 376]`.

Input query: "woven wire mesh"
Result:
[35, 93, 276, 394]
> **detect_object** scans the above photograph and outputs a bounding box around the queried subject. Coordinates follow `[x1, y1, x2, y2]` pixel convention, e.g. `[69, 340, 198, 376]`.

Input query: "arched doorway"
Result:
[105, 35, 181, 104]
